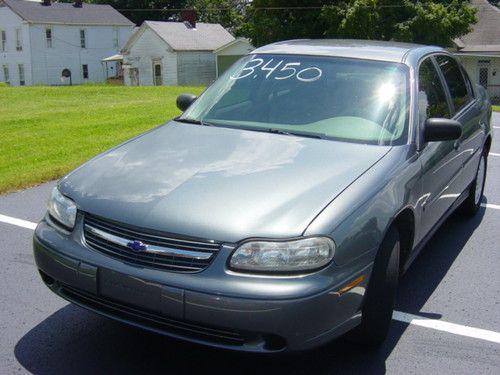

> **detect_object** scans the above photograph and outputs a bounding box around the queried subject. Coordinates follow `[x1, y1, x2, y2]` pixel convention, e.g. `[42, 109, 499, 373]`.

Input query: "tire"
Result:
[347, 226, 400, 346]
[460, 150, 487, 217]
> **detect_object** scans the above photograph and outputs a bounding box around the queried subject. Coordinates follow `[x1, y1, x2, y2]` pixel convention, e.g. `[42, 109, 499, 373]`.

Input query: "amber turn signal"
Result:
[337, 275, 366, 295]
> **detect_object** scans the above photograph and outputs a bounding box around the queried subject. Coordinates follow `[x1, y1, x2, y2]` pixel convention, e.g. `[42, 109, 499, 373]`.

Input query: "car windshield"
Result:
[180, 54, 409, 145]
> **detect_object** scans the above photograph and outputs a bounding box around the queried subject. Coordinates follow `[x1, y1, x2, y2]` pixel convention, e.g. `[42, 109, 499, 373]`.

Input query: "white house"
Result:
[0, 0, 134, 86]
[214, 37, 254, 78]
[453, 0, 500, 104]
[122, 20, 234, 86]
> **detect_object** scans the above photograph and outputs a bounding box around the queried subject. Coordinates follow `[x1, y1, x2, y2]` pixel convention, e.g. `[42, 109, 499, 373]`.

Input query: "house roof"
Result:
[1, 0, 134, 26]
[453, 0, 500, 54]
[102, 54, 123, 62]
[213, 37, 254, 54]
[139, 21, 234, 51]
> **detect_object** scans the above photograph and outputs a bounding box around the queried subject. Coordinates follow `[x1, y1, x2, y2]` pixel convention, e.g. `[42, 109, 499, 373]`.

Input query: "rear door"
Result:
[434, 55, 484, 193]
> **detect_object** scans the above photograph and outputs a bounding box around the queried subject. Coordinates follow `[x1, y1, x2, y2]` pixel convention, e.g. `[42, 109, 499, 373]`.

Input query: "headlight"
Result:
[229, 237, 335, 273]
[48, 187, 77, 230]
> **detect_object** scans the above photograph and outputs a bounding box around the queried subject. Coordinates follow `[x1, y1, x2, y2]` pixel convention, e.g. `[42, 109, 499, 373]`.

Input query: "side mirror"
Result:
[423, 118, 462, 142]
[176, 94, 197, 112]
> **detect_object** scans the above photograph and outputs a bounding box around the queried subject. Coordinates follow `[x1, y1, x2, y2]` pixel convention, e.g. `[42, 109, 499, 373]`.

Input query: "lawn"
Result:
[0, 85, 204, 194]
[493, 105, 500, 112]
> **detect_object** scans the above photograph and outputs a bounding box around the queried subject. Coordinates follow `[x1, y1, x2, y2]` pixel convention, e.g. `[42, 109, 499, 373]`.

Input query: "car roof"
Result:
[252, 39, 445, 64]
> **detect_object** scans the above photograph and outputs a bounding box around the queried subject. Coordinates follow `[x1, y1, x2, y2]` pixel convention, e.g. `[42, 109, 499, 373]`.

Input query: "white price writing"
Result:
[230, 58, 322, 82]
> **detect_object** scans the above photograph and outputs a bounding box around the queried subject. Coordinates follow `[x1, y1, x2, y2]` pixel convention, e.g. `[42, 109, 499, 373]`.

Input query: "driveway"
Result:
[0, 113, 499, 374]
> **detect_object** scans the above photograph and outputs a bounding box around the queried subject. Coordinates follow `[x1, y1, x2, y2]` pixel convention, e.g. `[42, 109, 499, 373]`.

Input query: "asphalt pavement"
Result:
[0, 113, 499, 374]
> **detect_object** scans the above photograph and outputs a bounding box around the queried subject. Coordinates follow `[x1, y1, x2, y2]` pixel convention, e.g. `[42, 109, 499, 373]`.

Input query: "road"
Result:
[0, 113, 499, 374]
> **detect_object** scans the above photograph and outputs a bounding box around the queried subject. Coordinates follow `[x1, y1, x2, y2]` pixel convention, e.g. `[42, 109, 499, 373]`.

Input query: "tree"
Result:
[241, 0, 329, 46]
[242, 0, 477, 47]
[186, 0, 247, 33]
[85, 0, 190, 25]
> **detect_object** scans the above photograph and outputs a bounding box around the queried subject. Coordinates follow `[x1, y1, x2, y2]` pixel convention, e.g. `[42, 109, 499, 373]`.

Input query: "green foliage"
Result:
[243, 0, 477, 47]
[390, 0, 478, 46]
[0, 84, 204, 194]
[241, 0, 328, 47]
[85, 0, 189, 25]
[82, 0, 476, 46]
[186, 0, 246, 32]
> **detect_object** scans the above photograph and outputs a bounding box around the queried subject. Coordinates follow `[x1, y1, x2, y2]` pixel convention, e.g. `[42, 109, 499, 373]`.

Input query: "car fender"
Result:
[304, 145, 422, 267]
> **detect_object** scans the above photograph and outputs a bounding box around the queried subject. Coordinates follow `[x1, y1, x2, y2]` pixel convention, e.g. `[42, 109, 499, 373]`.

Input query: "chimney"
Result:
[181, 9, 197, 29]
[73, 0, 82, 8]
[41, 0, 51, 6]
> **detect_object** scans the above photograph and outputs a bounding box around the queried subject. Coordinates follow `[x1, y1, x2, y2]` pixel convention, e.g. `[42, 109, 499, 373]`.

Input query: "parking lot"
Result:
[0, 113, 499, 374]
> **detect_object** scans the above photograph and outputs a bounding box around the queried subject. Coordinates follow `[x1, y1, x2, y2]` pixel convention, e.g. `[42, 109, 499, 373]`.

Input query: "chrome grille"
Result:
[83, 213, 220, 272]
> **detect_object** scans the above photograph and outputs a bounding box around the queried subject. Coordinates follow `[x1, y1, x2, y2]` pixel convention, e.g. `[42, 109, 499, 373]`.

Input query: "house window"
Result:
[18, 64, 25, 86]
[1, 30, 6, 52]
[2, 65, 9, 84]
[478, 61, 490, 89]
[80, 29, 86, 49]
[16, 28, 22, 51]
[479, 67, 489, 88]
[113, 27, 119, 49]
[46, 28, 52, 48]
[82, 64, 88, 79]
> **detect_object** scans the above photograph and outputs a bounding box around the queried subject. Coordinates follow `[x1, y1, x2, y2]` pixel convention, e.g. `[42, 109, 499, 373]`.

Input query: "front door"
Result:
[417, 57, 462, 239]
[129, 68, 139, 86]
[153, 60, 162, 86]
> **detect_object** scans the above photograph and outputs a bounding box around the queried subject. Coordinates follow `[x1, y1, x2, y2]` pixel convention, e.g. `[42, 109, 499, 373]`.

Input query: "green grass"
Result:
[0, 85, 204, 194]
[493, 105, 500, 112]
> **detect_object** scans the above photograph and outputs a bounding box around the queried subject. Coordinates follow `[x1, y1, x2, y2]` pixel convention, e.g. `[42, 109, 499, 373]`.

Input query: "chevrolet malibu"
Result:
[33, 40, 493, 352]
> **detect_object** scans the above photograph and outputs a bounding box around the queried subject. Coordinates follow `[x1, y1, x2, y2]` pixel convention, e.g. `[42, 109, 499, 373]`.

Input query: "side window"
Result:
[418, 58, 450, 122]
[46, 27, 52, 48]
[80, 29, 86, 49]
[435, 55, 471, 113]
[1, 30, 6, 52]
[15, 28, 22, 51]
[82, 64, 89, 79]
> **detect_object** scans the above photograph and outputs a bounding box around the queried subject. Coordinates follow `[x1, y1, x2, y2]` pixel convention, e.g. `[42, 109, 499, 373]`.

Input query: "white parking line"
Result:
[493, 126, 500, 129]
[393, 311, 500, 344]
[481, 203, 500, 210]
[490, 152, 500, 157]
[1, 212, 500, 344]
[0, 214, 37, 230]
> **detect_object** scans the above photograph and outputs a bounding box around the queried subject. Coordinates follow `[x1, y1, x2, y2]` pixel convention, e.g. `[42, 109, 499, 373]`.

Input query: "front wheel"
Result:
[460, 150, 487, 216]
[347, 227, 400, 346]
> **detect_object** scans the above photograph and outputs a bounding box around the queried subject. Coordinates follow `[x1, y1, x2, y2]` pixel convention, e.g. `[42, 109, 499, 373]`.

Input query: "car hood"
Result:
[59, 121, 391, 242]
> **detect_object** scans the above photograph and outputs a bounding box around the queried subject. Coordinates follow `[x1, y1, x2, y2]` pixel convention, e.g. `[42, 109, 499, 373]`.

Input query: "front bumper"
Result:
[33, 217, 371, 352]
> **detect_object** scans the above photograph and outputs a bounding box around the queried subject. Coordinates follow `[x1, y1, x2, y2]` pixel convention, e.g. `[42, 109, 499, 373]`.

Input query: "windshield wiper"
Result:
[175, 120, 326, 139]
[266, 128, 326, 140]
[175, 117, 199, 124]
[175, 118, 214, 126]
[267, 128, 292, 135]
